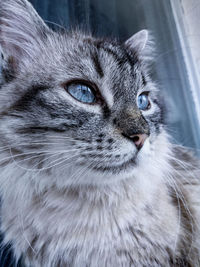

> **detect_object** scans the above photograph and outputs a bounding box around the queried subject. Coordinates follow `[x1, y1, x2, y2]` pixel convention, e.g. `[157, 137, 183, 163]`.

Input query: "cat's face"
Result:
[0, 0, 166, 186]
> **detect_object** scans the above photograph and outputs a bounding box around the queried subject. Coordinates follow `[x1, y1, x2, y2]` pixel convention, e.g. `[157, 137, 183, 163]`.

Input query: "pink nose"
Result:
[130, 134, 148, 150]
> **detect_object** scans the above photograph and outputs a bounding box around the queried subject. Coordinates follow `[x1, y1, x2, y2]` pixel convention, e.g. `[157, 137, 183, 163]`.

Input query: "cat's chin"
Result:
[80, 138, 153, 185]
[55, 134, 168, 187]
[53, 130, 171, 188]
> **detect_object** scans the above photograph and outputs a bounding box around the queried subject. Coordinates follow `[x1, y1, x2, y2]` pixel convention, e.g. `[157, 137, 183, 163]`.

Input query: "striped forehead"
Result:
[66, 37, 147, 109]
[81, 41, 145, 108]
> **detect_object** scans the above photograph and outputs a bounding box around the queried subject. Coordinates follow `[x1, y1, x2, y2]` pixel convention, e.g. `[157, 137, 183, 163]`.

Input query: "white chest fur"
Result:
[0, 166, 180, 267]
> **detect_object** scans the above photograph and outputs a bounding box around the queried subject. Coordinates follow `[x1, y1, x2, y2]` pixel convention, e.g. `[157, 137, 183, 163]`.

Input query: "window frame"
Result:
[170, 0, 200, 144]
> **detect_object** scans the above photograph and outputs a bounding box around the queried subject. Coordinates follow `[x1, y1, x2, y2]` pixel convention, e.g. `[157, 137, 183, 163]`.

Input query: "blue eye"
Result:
[67, 83, 95, 104]
[137, 93, 150, 110]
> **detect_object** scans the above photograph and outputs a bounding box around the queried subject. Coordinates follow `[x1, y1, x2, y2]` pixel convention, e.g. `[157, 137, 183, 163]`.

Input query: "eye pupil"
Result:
[66, 83, 95, 104]
[137, 94, 150, 110]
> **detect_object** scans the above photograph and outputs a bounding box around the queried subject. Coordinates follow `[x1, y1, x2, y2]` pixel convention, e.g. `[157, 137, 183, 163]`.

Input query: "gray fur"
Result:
[0, 0, 200, 266]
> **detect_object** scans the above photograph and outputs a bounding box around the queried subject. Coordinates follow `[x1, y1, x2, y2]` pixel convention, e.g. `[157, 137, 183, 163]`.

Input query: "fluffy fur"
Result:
[0, 0, 200, 266]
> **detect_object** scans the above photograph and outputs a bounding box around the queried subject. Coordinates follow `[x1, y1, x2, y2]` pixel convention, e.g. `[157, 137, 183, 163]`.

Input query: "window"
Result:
[171, 0, 200, 152]
[30, 0, 200, 154]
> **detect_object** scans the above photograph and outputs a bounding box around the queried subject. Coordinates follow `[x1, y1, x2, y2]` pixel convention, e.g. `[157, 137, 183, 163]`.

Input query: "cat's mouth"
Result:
[88, 154, 138, 174]
[77, 136, 151, 175]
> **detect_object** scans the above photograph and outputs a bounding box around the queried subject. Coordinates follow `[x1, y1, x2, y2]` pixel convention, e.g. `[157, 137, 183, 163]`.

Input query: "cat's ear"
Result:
[125, 30, 154, 60]
[0, 0, 51, 74]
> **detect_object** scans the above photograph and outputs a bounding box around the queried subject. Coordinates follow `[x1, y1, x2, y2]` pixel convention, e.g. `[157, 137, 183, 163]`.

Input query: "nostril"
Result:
[132, 135, 142, 149]
[122, 133, 148, 149]
[132, 135, 140, 143]
[130, 134, 148, 150]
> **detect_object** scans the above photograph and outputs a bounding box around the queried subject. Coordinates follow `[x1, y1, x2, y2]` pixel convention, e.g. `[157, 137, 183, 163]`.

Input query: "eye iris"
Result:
[137, 94, 149, 110]
[67, 84, 95, 103]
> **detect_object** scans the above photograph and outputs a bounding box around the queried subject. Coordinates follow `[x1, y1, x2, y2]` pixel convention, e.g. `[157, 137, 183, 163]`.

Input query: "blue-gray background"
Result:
[29, 0, 200, 152]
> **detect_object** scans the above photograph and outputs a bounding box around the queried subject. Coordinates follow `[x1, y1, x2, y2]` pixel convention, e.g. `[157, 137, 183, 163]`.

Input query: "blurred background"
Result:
[30, 0, 200, 154]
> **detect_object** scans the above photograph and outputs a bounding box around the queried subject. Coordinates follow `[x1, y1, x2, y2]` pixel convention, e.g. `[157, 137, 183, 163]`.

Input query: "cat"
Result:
[0, 0, 200, 266]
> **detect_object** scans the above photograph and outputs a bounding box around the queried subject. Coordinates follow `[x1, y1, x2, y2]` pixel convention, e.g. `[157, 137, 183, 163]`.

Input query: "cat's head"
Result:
[0, 0, 169, 187]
